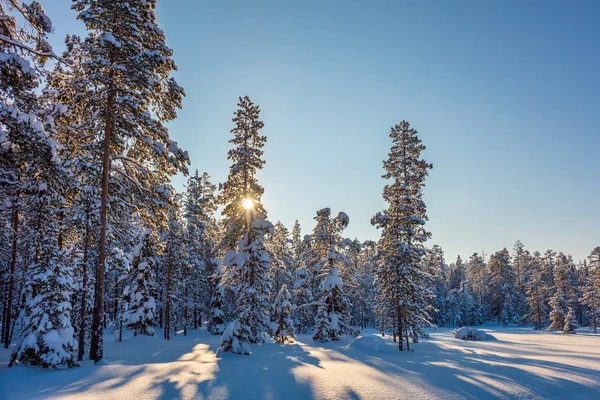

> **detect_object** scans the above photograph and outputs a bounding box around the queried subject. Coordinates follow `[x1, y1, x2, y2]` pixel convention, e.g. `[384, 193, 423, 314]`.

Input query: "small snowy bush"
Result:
[453, 327, 494, 341]
[219, 320, 251, 355]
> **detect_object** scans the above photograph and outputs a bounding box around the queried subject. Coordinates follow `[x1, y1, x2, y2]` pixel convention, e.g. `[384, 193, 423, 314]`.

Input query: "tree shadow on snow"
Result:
[195, 342, 322, 400]
[340, 337, 600, 400]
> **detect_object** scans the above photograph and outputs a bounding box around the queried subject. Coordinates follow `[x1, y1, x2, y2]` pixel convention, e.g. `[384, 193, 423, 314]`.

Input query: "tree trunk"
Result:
[2, 206, 19, 348]
[90, 59, 116, 363]
[113, 274, 119, 322]
[164, 241, 173, 341]
[397, 304, 404, 351]
[183, 287, 188, 336]
[193, 305, 197, 329]
[77, 225, 90, 361]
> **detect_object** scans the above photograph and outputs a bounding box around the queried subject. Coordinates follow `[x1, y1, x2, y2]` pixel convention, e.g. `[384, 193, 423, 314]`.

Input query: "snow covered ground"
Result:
[0, 326, 599, 399]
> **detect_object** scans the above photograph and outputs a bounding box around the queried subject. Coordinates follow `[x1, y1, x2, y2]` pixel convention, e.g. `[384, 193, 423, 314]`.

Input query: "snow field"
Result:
[1, 327, 599, 400]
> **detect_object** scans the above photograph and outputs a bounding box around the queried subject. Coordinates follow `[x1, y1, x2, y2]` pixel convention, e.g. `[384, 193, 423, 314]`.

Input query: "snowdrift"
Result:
[346, 335, 394, 354]
[453, 327, 497, 341]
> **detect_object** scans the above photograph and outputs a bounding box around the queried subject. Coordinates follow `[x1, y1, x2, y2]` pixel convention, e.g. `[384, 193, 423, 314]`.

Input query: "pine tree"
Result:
[582, 247, 600, 333]
[121, 228, 157, 336]
[371, 121, 433, 351]
[208, 273, 226, 335]
[161, 197, 187, 340]
[291, 220, 302, 258]
[221, 218, 274, 352]
[488, 249, 519, 325]
[524, 252, 547, 329]
[292, 263, 313, 334]
[184, 170, 218, 328]
[219, 319, 250, 355]
[9, 205, 77, 368]
[72, 0, 189, 362]
[219, 96, 267, 251]
[313, 267, 356, 342]
[426, 245, 448, 326]
[273, 284, 295, 344]
[311, 209, 356, 342]
[0, 0, 60, 350]
[547, 254, 575, 331]
[268, 221, 294, 298]
[563, 307, 577, 334]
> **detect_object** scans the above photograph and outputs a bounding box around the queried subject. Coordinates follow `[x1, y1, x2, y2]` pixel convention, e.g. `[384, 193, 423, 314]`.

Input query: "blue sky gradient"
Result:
[43, 1, 600, 262]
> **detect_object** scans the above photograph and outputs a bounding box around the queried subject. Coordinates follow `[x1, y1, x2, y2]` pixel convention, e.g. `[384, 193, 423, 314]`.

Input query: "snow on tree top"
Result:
[317, 207, 331, 216]
[337, 212, 349, 226]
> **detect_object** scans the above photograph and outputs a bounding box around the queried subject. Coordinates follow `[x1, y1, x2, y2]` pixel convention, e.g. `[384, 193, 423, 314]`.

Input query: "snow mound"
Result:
[453, 327, 496, 341]
[346, 335, 393, 354]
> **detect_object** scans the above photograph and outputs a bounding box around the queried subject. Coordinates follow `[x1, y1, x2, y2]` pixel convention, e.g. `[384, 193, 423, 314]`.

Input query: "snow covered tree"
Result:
[582, 247, 600, 333]
[9, 205, 77, 369]
[219, 319, 250, 355]
[221, 218, 274, 352]
[313, 266, 356, 341]
[563, 307, 577, 334]
[488, 249, 519, 325]
[371, 121, 433, 351]
[184, 170, 218, 329]
[292, 263, 313, 333]
[161, 197, 187, 340]
[72, 0, 189, 362]
[524, 252, 548, 330]
[272, 284, 295, 344]
[467, 252, 487, 322]
[268, 221, 294, 298]
[547, 254, 576, 331]
[426, 245, 448, 326]
[121, 228, 157, 336]
[0, 0, 61, 350]
[219, 96, 267, 251]
[310, 208, 356, 342]
[291, 219, 302, 258]
[208, 273, 226, 335]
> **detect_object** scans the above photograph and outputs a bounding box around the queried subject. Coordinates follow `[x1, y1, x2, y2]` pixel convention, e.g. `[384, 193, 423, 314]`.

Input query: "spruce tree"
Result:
[371, 121, 433, 351]
[525, 252, 548, 330]
[9, 201, 77, 368]
[208, 273, 226, 335]
[221, 218, 274, 352]
[488, 249, 519, 325]
[292, 263, 313, 334]
[121, 228, 157, 336]
[291, 220, 302, 258]
[313, 267, 356, 341]
[547, 254, 575, 331]
[311, 209, 356, 342]
[273, 284, 295, 344]
[563, 307, 577, 334]
[0, 0, 59, 350]
[219, 96, 267, 251]
[582, 247, 600, 333]
[184, 170, 218, 327]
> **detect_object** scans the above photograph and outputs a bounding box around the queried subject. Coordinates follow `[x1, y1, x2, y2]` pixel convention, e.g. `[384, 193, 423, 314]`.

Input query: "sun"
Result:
[242, 198, 254, 210]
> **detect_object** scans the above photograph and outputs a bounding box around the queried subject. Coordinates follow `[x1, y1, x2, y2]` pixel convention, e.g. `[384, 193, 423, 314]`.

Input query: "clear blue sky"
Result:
[43, 1, 600, 263]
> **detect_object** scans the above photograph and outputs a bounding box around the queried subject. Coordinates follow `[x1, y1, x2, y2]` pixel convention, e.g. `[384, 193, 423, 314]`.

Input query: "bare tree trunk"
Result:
[2, 206, 19, 348]
[90, 61, 116, 363]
